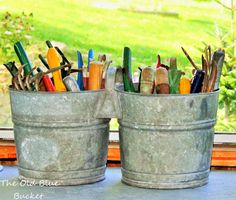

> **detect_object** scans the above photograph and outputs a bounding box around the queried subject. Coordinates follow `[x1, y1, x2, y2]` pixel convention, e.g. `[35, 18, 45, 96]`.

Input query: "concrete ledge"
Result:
[0, 167, 236, 200]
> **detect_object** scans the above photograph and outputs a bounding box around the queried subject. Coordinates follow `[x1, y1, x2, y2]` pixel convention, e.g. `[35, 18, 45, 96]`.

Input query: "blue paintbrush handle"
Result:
[88, 49, 94, 72]
[77, 51, 84, 90]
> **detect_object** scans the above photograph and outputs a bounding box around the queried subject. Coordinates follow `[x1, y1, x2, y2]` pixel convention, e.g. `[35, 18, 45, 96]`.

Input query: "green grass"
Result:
[0, 0, 228, 71]
[0, 0, 235, 131]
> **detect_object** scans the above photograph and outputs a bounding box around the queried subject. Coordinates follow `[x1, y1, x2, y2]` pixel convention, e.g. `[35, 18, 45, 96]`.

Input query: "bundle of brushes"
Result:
[3, 41, 112, 92]
[120, 46, 225, 95]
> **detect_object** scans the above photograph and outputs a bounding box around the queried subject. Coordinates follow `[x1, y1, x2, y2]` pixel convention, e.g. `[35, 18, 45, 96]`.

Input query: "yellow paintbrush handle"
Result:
[179, 77, 191, 94]
[47, 48, 66, 92]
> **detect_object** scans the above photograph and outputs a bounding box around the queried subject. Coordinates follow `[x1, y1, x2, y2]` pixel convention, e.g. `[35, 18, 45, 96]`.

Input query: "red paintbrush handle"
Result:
[43, 75, 55, 92]
[83, 77, 89, 90]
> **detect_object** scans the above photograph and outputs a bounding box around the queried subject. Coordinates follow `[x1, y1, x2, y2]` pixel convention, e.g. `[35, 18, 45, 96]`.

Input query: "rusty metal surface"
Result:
[9, 89, 110, 186]
[116, 86, 219, 189]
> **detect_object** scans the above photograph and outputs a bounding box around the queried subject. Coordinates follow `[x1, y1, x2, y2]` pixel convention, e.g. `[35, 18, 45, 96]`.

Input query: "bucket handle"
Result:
[94, 67, 122, 119]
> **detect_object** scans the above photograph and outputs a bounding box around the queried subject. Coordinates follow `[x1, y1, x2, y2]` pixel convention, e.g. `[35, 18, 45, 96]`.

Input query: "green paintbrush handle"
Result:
[122, 69, 135, 92]
[14, 41, 33, 76]
[123, 47, 135, 92]
[123, 47, 132, 77]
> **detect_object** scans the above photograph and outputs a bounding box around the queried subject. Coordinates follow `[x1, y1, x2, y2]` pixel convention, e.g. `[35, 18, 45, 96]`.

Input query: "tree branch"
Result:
[215, 0, 232, 10]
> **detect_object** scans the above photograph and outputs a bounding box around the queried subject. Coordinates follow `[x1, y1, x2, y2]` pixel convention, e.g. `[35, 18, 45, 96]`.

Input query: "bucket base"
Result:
[121, 168, 209, 189]
[18, 166, 106, 186]
[18, 175, 105, 186]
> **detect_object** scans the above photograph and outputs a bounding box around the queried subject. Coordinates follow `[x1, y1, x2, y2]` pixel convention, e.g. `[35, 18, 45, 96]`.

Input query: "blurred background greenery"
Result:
[0, 0, 235, 131]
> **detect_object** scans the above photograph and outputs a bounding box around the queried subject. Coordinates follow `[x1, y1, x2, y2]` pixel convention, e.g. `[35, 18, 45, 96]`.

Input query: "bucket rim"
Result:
[8, 86, 105, 94]
[115, 87, 219, 97]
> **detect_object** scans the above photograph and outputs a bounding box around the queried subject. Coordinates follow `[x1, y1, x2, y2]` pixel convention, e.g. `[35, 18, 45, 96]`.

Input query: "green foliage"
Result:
[194, 0, 212, 2]
[0, 12, 34, 61]
[0, 0, 220, 69]
[212, 27, 236, 116]
[215, 109, 236, 131]
[208, 0, 236, 132]
[219, 69, 236, 108]
[216, 120, 236, 131]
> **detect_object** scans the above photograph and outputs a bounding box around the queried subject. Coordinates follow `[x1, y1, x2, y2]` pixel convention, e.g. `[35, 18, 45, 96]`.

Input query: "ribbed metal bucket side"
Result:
[117, 89, 219, 189]
[9, 89, 110, 186]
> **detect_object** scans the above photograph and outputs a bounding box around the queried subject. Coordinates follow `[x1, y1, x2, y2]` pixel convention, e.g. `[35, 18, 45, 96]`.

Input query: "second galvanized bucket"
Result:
[10, 89, 110, 186]
[117, 87, 219, 189]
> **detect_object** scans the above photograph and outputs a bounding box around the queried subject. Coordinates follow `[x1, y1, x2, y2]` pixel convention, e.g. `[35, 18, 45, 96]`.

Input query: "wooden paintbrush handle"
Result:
[207, 61, 218, 92]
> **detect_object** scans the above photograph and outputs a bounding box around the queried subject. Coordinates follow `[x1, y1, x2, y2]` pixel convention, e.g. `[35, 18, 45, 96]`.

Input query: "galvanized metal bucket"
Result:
[116, 86, 219, 189]
[9, 89, 110, 186]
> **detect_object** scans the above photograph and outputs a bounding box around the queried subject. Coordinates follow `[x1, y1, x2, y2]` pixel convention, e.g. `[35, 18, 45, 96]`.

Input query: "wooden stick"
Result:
[207, 61, 218, 92]
[181, 47, 198, 70]
[208, 46, 212, 76]
[208, 46, 212, 66]
[204, 47, 210, 75]
[201, 54, 204, 71]
[201, 55, 208, 92]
